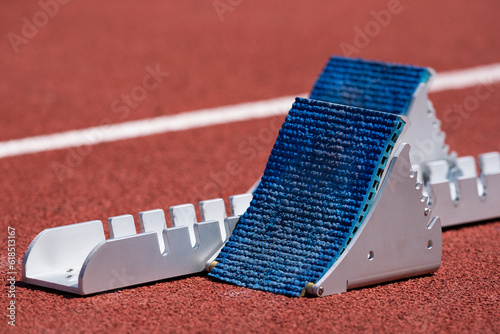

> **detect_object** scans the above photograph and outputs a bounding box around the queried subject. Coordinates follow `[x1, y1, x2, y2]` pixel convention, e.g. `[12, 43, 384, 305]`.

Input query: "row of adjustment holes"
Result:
[368, 240, 433, 260]
[410, 172, 433, 249]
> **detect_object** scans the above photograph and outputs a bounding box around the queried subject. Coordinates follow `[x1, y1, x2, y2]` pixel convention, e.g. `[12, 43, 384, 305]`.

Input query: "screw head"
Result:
[208, 261, 218, 272]
[424, 208, 431, 216]
[317, 286, 324, 297]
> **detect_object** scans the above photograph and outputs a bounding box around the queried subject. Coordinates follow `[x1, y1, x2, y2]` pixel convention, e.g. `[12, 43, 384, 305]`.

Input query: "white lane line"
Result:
[0, 95, 299, 159]
[1, 63, 499, 159]
[429, 63, 500, 92]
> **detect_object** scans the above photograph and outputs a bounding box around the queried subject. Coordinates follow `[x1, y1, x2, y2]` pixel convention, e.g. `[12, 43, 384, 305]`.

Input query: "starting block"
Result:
[22, 56, 499, 297]
[209, 98, 442, 297]
[310, 56, 450, 165]
[309, 56, 500, 227]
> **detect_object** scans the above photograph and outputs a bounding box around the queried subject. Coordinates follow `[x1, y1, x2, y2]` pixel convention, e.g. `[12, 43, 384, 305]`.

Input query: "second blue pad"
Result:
[210, 98, 405, 296]
[310, 56, 431, 115]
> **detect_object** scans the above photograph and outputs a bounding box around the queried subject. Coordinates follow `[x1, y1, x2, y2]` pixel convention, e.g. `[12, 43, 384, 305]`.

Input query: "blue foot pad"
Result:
[209, 98, 406, 296]
[310, 56, 431, 115]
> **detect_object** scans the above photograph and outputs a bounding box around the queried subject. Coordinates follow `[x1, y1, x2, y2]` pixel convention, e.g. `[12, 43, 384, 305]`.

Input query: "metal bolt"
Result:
[208, 261, 218, 273]
[304, 282, 316, 296]
[317, 286, 324, 297]
[424, 208, 431, 216]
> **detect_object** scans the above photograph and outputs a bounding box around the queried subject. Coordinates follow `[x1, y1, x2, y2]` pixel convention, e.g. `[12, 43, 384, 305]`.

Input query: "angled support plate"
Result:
[309, 144, 442, 297]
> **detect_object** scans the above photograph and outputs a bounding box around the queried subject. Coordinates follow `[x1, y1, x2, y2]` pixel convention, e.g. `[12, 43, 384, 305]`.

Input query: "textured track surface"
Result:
[1, 0, 499, 332]
[211, 98, 404, 296]
[310, 56, 431, 114]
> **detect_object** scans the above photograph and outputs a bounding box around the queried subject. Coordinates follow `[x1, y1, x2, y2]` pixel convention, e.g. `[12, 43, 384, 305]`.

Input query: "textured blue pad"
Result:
[210, 98, 405, 297]
[310, 56, 431, 115]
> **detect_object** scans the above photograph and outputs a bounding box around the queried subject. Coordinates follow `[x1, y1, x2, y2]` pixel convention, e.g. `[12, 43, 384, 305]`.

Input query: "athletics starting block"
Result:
[308, 56, 500, 227]
[23, 56, 500, 297]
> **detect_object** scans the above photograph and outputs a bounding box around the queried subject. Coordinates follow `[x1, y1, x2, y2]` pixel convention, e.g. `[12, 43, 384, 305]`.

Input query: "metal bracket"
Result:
[413, 152, 500, 227]
[22, 194, 252, 295]
[307, 143, 442, 297]
[402, 70, 500, 227]
[395, 71, 451, 165]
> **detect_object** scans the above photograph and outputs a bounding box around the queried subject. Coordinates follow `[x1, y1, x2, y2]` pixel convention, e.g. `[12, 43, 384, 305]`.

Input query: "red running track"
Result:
[1, 0, 499, 332]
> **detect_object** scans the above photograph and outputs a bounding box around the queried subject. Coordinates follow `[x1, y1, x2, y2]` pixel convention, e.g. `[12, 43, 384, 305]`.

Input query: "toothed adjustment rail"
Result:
[22, 194, 252, 295]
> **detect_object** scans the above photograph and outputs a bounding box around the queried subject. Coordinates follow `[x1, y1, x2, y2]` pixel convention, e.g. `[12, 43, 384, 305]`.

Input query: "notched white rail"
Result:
[414, 152, 500, 227]
[22, 194, 253, 295]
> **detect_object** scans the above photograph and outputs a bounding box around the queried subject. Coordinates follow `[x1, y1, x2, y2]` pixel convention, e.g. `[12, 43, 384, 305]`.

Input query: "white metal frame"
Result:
[22, 194, 252, 295]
